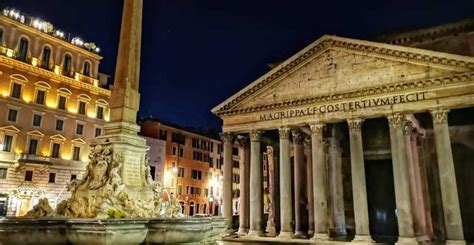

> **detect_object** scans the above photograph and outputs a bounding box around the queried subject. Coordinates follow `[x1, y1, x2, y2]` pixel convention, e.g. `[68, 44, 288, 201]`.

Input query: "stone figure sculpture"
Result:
[23, 198, 55, 218]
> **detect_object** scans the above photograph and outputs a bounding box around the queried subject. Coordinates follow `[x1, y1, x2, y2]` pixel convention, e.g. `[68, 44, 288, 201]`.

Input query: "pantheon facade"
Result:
[212, 20, 474, 244]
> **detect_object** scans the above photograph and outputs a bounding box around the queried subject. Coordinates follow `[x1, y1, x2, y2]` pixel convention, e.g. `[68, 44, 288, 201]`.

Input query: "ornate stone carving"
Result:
[250, 130, 263, 142]
[278, 127, 291, 139]
[292, 131, 305, 144]
[403, 120, 414, 136]
[304, 136, 312, 148]
[23, 198, 55, 218]
[347, 118, 364, 133]
[387, 113, 405, 128]
[430, 108, 449, 125]
[220, 132, 235, 144]
[310, 123, 324, 135]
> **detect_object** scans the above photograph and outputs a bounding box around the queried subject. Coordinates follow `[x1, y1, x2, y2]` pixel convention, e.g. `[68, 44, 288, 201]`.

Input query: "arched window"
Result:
[17, 37, 29, 61]
[62, 54, 72, 76]
[0, 28, 4, 45]
[83, 61, 91, 77]
[41, 46, 51, 69]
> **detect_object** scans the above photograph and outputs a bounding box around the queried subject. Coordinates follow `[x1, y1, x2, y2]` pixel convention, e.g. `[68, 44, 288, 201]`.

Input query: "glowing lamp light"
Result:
[62, 155, 71, 161]
[93, 80, 99, 87]
[6, 49, 14, 57]
[172, 167, 178, 174]
[15, 148, 23, 154]
[95, 47, 100, 53]
[31, 57, 38, 67]
[71, 37, 84, 46]
[67, 107, 78, 114]
[46, 100, 57, 108]
[74, 73, 80, 81]
[54, 30, 64, 38]
[23, 95, 31, 103]
[32, 19, 45, 31]
[54, 65, 61, 75]
[1, 90, 8, 97]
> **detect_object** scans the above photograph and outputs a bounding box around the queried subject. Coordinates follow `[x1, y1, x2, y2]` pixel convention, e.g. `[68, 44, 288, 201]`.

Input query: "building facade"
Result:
[141, 119, 242, 217]
[0, 9, 110, 216]
[213, 19, 474, 243]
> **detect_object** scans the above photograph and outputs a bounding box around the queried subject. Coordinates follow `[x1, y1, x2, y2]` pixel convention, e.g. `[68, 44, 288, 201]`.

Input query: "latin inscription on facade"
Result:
[122, 152, 144, 186]
[259, 91, 427, 121]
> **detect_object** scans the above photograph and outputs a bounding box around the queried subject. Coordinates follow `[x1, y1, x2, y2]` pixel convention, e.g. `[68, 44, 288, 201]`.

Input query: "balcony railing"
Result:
[18, 153, 51, 164]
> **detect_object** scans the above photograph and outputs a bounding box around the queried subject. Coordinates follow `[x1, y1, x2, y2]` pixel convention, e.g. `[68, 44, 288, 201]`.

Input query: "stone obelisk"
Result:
[101, 0, 147, 187]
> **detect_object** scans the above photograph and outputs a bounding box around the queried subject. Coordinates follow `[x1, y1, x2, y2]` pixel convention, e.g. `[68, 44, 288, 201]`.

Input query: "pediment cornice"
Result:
[212, 35, 474, 116]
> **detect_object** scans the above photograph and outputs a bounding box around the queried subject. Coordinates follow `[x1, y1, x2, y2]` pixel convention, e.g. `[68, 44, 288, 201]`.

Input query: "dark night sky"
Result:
[1, 1, 473, 130]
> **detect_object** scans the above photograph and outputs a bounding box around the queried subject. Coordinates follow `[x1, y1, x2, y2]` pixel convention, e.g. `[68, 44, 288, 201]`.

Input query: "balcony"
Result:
[75, 72, 99, 86]
[18, 153, 51, 164]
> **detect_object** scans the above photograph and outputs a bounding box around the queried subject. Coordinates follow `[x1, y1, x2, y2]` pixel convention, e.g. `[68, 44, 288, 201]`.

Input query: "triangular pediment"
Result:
[0, 125, 20, 133]
[212, 35, 474, 115]
[71, 138, 87, 145]
[50, 134, 67, 142]
[27, 130, 45, 137]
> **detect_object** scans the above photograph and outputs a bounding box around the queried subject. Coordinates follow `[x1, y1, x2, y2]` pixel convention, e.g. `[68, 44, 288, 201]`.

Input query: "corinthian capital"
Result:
[278, 127, 291, 140]
[250, 130, 263, 142]
[309, 123, 324, 135]
[220, 132, 235, 144]
[292, 130, 305, 144]
[430, 108, 449, 125]
[236, 136, 249, 148]
[387, 113, 405, 128]
[347, 118, 364, 133]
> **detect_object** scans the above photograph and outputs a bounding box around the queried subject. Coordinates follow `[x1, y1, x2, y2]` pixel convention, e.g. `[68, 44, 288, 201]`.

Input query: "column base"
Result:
[416, 235, 430, 242]
[277, 231, 294, 240]
[312, 232, 330, 241]
[246, 229, 263, 238]
[446, 240, 466, 245]
[237, 228, 248, 236]
[395, 237, 418, 245]
[294, 231, 307, 238]
[308, 230, 314, 238]
[351, 235, 374, 244]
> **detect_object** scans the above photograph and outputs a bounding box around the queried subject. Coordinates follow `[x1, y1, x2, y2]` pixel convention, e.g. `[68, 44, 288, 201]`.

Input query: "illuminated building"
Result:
[140, 119, 243, 216]
[0, 9, 110, 216]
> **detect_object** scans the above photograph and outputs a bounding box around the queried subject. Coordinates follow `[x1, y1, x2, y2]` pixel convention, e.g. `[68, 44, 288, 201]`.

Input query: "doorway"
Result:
[365, 159, 398, 241]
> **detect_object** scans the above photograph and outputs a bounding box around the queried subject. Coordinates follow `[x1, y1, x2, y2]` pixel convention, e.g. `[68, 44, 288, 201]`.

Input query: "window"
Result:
[28, 139, 38, 155]
[232, 147, 239, 156]
[191, 170, 202, 180]
[83, 62, 91, 76]
[209, 157, 214, 168]
[172, 133, 185, 144]
[2, 135, 12, 152]
[51, 143, 60, 158]
[10, 83, 21, 99]
[78, 101, 86, 115]
[7, 109, 18, 122]
[17, 38, 28, 61]
[159, 130, 167, 140]
[48, 173, 56, 183]
[233, 174, 240, 184]
[178, 185, 182, 195]
[63, 54, 72, 75]
[33, 114, 42, 127]
[96, 106, 104, 119]
[179, 147, 184, 157]
[55, 119, 64, 131]
[0, 29, 3, 45]
[24, 170, 33, 181]
[70, 174, 77, 180]
[0, 168, 7, 179]
[95, 128, 102, 137]
[73, 146, 81, 161]
[172, 146, 177, 156]
[150, 166, 156, 181]
[76, 124, 84, 135]
[58, 96, 67, 110]
[35, 90, 46, 105]
[233, 161, 240, 168]
[41, 47, 51, 69]
[178, 167, 184, 178]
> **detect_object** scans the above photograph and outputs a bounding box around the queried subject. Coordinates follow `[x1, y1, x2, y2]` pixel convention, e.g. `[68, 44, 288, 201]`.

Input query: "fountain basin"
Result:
[0, 217, 227, 244]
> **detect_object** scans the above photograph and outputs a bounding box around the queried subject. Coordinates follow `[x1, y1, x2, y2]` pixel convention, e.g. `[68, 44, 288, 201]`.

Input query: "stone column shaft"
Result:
[430, 109, 464, 242]
[278, 127, 293, 239]
[347, 119, 373, 242]
[292, 131, 306, 237]
[387, 114, 416, 243]
[328, 137, 346, 235]
[221, 132, 235, 232]
[248, 130, 264, 237]
[304, 137, 315, 236]
[237, 137, 250, 235]
[310, 123, 330, 240]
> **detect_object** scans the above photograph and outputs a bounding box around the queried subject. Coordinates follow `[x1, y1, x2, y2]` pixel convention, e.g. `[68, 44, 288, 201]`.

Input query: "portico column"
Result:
[387, 113, 417, 244]
[347, 119, 373, 243]
[304, 136, 315, 237]
[310, 123, 330, 241]
[430, 108, 464, 244]
[237, 136, 250, 235]
[277, 127, 294, 239]
[328, 137, 346, 235]
[248, 130, 264, 237]
[221, 132, 235, 233]
[292, 130, 306, 237]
